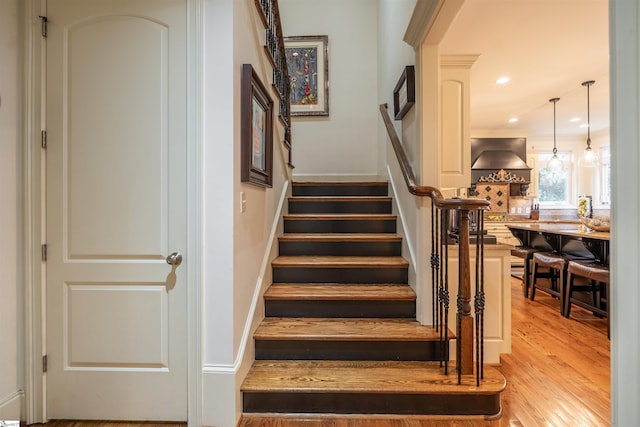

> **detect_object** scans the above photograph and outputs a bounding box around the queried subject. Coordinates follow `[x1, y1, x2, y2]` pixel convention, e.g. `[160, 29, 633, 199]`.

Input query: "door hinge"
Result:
[39, 15, 48, 38]
[41, 130, 47, 149]
[41, 244, 47, 261]
[43, 355, 48, 373]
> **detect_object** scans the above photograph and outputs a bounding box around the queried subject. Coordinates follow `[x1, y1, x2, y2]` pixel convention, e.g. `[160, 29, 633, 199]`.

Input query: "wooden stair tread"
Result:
[241, 360, 506, 394]
[293, 181, 388, 186]
[279, 233, 402, 242]
[264, 284, 415, 300]
[272, 256, 409, 268]
[289, 196, 392, 202]
[254, 318, 446, 341]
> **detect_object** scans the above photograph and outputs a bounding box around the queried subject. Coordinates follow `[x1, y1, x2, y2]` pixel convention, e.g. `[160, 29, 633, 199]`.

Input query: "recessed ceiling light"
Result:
[496, 77, 511, 85]
[570, 117, 581, 122]
[508, 117, 518, 123]
[580, 123, 589, 128]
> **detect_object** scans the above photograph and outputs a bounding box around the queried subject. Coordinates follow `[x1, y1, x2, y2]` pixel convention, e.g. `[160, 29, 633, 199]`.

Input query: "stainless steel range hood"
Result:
[471, 150, 531, 170]
[470, 138, 532, 192]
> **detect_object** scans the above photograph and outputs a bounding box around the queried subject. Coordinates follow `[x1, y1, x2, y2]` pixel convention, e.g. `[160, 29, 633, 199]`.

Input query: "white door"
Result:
[45, 0, 188, 420]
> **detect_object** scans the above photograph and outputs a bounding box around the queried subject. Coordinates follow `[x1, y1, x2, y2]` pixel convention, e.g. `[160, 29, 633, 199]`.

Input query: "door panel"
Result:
[65, 15, 168, 259]
[46, 0, 187, 420]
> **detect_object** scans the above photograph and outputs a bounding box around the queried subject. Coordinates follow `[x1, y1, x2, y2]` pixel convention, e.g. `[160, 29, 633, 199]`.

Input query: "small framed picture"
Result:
[393, 65, 415, 120]
[241, 64, 273, 188]
[284, 35, 329, 116]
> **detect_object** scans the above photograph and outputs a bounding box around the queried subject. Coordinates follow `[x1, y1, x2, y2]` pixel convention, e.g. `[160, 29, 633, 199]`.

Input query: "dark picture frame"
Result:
[284, 35, 329, 116]
[241, 64, 274, 188]
[393, 65, 415, 120]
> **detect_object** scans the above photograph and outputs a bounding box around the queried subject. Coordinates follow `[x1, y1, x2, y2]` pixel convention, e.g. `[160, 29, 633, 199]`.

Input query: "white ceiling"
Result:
[439, 0, 609, 139]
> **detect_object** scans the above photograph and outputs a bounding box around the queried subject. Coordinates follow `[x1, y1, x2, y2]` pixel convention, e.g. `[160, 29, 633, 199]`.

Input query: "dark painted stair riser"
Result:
[272, 266, 408, 284]
[288, 198, 392, 214]
[254, 340, 448, 361]
[278, 240, 401, 256]
[284, 217, 397, 233]
[264, 299, 416, 318]
[243, 392, 500, 416]
[292, 183, 388, 197]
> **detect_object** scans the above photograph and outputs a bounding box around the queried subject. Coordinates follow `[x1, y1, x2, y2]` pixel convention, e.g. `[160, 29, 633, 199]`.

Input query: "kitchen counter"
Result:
[506, 223, 609, 265]
[506, 223, 609, 241]
[485, 216, 580, 224]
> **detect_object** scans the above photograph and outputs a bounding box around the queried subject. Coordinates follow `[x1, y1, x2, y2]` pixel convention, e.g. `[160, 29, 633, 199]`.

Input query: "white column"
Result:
[610, 0, 640, 425]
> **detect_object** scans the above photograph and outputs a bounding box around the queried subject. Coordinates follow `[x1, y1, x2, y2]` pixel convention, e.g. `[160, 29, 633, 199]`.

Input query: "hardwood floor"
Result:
[239, 276, 610, 426]
[33, 277, 610, 427]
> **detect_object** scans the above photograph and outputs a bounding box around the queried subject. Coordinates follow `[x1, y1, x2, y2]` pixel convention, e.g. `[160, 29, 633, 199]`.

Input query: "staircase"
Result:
[241, 181, 505, 416]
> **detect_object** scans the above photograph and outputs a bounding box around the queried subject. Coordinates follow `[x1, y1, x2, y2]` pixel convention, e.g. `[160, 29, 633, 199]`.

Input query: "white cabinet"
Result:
[447, 244, 512, 362]
[485, 222, 525, 246]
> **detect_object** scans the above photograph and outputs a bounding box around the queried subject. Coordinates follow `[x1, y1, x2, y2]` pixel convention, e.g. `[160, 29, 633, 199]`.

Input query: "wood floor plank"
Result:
[254, 318, 445, 341]
[264, 284, 416, 301]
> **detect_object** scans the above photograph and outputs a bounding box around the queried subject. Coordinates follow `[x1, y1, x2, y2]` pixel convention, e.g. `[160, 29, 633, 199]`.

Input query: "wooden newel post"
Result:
[457, 208, 474, 375]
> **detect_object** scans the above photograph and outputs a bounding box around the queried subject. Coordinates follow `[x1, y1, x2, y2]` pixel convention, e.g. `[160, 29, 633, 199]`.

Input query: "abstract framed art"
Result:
[284, 35, 329, 116]
[241, 64, 274, 187]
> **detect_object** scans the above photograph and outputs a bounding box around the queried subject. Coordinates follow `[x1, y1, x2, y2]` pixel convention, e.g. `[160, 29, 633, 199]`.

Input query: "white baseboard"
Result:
[0, 391, 23, 421]
[201, 367, 236, 427]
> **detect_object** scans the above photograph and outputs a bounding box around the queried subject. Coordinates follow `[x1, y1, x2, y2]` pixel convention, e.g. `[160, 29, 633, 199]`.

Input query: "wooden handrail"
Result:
[379, 103, 489, 210]
[380, 102, 489, 382]
[379, 103, 442, 200]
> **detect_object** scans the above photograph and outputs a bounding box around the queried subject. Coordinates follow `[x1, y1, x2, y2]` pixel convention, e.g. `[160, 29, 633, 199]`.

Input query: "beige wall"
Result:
[280, 0, 380, 180]
[201, 0, 292, 425]
[0, 0, 22, 420]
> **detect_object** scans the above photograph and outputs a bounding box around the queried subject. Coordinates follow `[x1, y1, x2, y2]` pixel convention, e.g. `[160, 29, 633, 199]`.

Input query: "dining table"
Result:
[506, 222, 610, 265]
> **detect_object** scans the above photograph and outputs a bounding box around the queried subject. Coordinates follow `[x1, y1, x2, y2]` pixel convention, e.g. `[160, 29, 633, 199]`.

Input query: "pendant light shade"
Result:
[547, 97, 563, 170]
[579, 80, 599, 168]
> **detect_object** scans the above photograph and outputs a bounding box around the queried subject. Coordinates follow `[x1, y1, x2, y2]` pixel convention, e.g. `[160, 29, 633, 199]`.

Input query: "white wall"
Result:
[0, 0, 23, 420]
[201, 0, 292, 425]
[376, 0, 434, 321]
[377, 0, 417, 175]
[202, 0, 235, 366]
[280, 0, 379, 180]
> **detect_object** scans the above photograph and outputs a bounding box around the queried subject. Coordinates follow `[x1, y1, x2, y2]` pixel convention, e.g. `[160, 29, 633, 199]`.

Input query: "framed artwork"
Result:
[284, 35, 329, 116]
[393, 65, 415, 120]
[241, 64, 273, 188]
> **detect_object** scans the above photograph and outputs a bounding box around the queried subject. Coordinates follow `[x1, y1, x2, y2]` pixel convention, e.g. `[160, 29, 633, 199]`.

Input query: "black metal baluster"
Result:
[443, 209, 450, 376]
[431, 203, 438, 329]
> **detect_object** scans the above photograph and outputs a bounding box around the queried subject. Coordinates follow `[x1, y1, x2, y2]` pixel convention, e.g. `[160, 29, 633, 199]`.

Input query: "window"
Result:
[537, 152, 572, 206]
[600, 146, 611, 205]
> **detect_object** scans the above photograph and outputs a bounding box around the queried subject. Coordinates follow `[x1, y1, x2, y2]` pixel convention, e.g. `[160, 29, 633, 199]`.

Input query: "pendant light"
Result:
[547, 97, 563, 170]
[579, 80, 599, 168]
